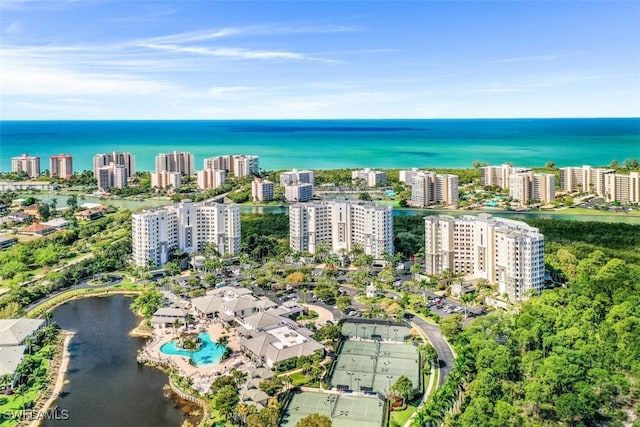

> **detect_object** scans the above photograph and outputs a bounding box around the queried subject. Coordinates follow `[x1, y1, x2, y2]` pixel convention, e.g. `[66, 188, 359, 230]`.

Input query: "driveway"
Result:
[300, 303, 335, 326]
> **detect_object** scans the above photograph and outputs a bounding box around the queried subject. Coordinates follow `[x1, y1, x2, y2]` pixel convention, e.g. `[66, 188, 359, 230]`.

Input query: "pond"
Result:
[45, 295, 194, 427]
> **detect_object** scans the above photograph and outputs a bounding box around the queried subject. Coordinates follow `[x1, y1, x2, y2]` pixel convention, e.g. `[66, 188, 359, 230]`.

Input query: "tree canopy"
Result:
[295, 413, 333, 427]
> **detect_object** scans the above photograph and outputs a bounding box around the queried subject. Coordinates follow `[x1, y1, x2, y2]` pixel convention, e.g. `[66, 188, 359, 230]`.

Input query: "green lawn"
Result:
[288, 372, 311, 387]
[390, 397, 420, 426]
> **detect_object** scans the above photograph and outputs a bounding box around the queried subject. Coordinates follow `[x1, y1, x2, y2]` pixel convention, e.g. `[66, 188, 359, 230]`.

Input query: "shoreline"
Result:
[29, 331, 74, 427]
[129, 318, 153, 338]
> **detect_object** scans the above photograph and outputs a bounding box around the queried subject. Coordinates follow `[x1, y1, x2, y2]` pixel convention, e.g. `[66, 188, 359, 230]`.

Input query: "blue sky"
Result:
[1, 0, 639, 119]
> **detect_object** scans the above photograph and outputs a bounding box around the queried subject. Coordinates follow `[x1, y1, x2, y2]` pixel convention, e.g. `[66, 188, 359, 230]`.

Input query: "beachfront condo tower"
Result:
[49, 154, 73, 179]
[11, 154, 40, 179]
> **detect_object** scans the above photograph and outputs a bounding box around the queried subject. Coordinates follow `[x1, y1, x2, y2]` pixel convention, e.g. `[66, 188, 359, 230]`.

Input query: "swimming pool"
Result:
[160, 332, 226, 367]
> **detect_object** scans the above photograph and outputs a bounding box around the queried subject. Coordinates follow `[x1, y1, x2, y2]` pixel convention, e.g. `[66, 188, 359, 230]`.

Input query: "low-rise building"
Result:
[19, 223, 56, 236]
[240, 324, 324, 369]
[0, 235, 17, 251]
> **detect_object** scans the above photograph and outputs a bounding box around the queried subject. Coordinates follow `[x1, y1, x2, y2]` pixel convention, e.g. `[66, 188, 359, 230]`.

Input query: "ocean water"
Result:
[1, 118, 639, 173]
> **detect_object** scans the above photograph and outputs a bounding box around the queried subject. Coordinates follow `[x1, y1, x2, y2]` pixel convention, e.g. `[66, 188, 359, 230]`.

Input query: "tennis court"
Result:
[281, 391, 385, 427]
[329, 339, 420, 395]
[341, 321, 412, 342]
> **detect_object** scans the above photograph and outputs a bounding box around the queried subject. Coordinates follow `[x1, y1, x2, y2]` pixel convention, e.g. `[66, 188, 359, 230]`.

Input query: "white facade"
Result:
[197, 168, 227, 191]
[252, 178, 275, 202]
[559, 165, 614, 196]
[284, 183, 313, 202]
[49, 154, 73, 179]
[410, 172, 459, 207]
[289, 199, 393, 258]
[155, 151, 194, 176]
[604, 172, 640, 204]
[509, 172, 555, 205]
[11, 154, 40, 178]
[132, 201, 240, 267]
[399, 168, 421, 184]
[279, 169, 315, 186]
[352, 168, 387, 187]
[97, 162, 127, 191]
[203, 155, 259, 177]
[93, 152, 135, 178]
[151, 171, 182, 190]
[424, 214, 545, 303]
[481, 164, 532, 189]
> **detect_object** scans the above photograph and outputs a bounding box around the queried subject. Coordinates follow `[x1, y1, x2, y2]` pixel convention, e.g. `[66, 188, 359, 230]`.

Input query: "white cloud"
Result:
[138, 43, 338, 62]
[138, 24, 363, 45]
[1, 59, 179, 95]
[490, 54, 559, 64]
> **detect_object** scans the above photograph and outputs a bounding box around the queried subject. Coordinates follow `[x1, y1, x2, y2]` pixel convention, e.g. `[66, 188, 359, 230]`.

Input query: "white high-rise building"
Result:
[11, 154, 40, 178]
[509, 172, 555, 205]
[410, 172, 459, 207]
[559, 165, 614, 196]
[289, 199, 393, 258]
[352, 168, 387, 187]
[132, 200, 240, 267]
[197, 169, 227, 191]
[49, 154, 73, 179]
[424, 214, 545, 303]
[399, 168, 421, 184]
[155, 151, 194, 176]
[481, 164, 531, 189]
[151, 171, 182, 190]
[279, 169, 315, 186]
[604, 172, 640, 204]
[93, 152, 135, 179]
[252, 178, 275, 202]
[284, 183, 313, 202]
[203, 155, 259, 177]
[97, 162, 127, 191]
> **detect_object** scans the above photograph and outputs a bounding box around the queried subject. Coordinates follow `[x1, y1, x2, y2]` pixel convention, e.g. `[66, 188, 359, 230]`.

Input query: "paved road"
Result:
[25, 274, 124, 313]
[409, 314, 454, 386]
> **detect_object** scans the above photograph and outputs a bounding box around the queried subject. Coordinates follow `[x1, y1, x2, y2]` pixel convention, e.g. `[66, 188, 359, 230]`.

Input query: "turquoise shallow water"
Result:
[1, 118, 638, 172]
[160, 332, 226, 367]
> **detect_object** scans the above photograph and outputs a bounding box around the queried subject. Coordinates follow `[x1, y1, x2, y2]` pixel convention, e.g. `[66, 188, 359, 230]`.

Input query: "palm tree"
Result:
[461, 292, 476, 316]
[237, 403, 249, 426]
[182, 338, 198, 364]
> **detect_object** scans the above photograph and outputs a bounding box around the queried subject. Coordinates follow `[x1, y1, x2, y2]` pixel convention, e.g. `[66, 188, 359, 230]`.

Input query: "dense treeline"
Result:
[524, 219, 640, 250]
[415, 222, 640, 427]
[240, 214, 290, 260]
[393, 215, 425, 257]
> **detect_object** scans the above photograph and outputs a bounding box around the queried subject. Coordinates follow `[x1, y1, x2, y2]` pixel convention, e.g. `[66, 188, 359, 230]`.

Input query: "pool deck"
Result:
[139, 319, 250, 394]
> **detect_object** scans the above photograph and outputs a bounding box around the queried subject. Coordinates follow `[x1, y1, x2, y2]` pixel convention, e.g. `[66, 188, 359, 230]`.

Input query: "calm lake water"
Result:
[45, 296, 188, 427]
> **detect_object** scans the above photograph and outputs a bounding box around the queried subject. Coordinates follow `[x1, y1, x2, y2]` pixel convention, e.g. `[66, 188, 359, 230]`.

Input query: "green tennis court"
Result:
[281, 391, 385, 427]
[330, 339, 420, 396]
[341, 322, 412, 342]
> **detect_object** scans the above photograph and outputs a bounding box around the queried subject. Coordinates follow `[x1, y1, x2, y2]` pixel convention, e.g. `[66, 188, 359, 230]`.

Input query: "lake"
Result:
[45, 296, 192, 427]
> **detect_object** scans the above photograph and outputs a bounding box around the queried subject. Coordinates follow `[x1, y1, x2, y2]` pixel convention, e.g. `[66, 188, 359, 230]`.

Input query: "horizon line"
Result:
[2, 116, 640, 122]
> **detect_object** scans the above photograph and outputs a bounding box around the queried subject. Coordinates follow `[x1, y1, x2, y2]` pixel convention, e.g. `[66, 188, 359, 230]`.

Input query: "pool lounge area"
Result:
[160, 332, 226, 367]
